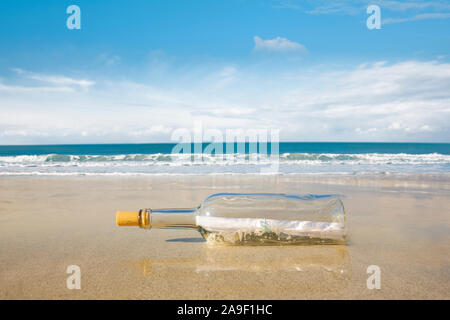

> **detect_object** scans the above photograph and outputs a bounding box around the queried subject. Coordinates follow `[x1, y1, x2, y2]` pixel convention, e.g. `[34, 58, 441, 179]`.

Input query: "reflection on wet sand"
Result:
[129, 245, 351, 293]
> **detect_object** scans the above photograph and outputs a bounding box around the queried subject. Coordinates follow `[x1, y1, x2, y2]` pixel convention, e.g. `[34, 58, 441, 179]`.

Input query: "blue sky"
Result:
[0, 0, 450, 144]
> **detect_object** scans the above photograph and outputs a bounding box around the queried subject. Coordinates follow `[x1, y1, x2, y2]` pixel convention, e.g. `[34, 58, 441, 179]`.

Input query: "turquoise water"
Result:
[0, 142, 449, 175]
[1, 142, 449, 156]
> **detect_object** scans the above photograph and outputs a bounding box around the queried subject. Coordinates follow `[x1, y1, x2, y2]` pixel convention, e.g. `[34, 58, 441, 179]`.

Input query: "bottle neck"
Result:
[141, 208, 198, 229]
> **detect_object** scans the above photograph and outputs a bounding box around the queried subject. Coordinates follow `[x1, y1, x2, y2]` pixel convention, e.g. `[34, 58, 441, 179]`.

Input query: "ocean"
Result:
[0, 142, 449, 176]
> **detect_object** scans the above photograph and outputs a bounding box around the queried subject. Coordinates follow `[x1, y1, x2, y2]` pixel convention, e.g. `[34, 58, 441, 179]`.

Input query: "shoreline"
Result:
[1, 171, 450, 178]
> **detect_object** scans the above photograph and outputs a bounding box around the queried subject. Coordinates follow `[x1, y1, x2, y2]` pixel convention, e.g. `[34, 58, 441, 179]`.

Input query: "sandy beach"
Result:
[0, 174, 449, 299]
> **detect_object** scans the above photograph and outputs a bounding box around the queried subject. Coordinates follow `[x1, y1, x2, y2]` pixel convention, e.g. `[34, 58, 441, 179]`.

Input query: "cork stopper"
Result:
[116, 211, 140, 226]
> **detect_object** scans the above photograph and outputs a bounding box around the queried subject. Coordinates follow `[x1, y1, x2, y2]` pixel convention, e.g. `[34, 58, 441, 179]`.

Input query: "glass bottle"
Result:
[116, 193, 346, 245]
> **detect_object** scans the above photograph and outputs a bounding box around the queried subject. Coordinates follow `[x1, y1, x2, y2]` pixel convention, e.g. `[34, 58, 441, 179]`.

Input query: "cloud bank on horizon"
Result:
[0, 0, 449, 144]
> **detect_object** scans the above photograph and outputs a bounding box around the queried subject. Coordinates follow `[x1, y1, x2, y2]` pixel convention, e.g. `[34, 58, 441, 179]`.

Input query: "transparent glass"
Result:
[194, 193, 346, 245]
[121, 192, 347, 245]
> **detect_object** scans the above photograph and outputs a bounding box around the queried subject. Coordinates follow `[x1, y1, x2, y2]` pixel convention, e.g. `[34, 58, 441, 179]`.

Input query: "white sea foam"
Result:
[0, 152, 449, 175]
[0, 152, 449, 165]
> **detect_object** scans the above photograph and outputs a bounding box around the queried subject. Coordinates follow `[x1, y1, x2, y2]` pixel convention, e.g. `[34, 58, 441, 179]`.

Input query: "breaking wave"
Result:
[0, 152, 449, 175]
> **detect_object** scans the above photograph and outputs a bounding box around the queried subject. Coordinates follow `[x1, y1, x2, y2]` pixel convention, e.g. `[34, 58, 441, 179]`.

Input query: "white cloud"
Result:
[0, 60, 449, 143]
[275, 60, 450, 140]
[212, 66, 238, 89]
[28, 74, 95, 87]
[130, 125, 173, 137]
[374, 0, 450, 11]
[275, 0, 450, 14]
[383, 12, 450, 24]
[388, 122, 410, 131]
[253, 36, 307, 53]
[209, 108, 256, 116]
[11, 68, 95, 88]
[419, 125, 433, 132]
[98, 53, 121, 66]
[0, 82, 75, 93]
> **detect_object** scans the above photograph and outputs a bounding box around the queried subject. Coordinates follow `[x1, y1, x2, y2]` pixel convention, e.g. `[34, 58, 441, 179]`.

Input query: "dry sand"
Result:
[0, 174, 449, 299]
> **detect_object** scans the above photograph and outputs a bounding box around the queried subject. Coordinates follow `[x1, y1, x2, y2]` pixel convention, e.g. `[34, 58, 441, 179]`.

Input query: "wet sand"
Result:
[0, 174, 449, 299]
